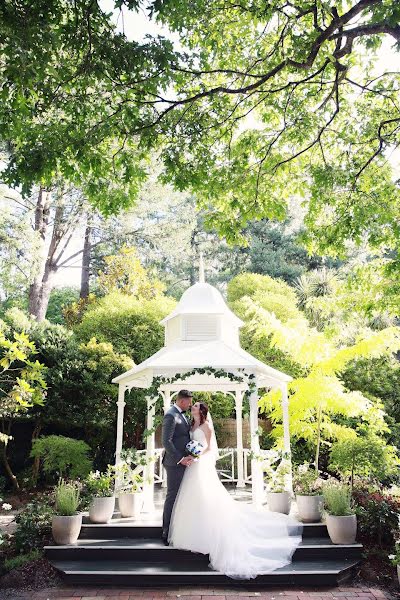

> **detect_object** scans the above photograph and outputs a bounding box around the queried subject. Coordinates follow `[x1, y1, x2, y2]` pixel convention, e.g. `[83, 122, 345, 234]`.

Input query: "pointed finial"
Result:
[199, 252, 205, 283]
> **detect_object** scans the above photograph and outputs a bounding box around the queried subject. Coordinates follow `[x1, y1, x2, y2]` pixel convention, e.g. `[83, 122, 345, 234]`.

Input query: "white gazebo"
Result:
[112, 258, 292, 510]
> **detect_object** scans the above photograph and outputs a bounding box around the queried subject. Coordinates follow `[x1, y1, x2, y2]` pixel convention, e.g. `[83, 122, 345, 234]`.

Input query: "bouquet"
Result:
[186, 440, 204, 459]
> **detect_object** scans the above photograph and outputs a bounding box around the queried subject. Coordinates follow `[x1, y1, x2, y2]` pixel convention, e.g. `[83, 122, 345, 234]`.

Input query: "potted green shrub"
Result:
[293, 463, 324, 522]
[52, 479, 82, 544]
[117, 468, 143, 518]
[86, 467, 115, 523]
[323, 482, 357, 544]
[264, 454, 292, 515]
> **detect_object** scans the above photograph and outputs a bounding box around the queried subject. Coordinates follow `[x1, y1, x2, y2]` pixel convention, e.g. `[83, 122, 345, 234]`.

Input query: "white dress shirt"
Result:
[174, 403, 189, 425]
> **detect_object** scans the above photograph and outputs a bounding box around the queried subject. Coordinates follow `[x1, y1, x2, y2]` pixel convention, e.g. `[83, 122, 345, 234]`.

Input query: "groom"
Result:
[161, 389, 193, 544]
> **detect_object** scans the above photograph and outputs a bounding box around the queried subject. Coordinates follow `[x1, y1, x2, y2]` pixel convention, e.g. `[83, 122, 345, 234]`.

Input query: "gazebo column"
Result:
[114, 384, 126, 492]
[161, 390, 171, 489]
[234, 390, 245, 488]
[280, 382, 293, 492]
[249, 384, 263, 506]
[142, 395, 156, 513]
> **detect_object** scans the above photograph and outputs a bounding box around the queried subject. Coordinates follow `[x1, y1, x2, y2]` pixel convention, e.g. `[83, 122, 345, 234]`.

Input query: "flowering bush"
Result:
[85, 467, 115, 498]
[293, 463, 324, 496]
[263, 451, 291, 493]
[389, 542, 400, 566]
[0, 499, 12, 512]
[113, 463, 143, 494]
[13, 497, 54, 552]
[353, 482, 400, 555]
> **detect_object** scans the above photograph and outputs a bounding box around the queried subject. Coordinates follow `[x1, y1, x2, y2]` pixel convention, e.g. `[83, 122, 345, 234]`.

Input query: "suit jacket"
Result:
[162, 405, 191, 467]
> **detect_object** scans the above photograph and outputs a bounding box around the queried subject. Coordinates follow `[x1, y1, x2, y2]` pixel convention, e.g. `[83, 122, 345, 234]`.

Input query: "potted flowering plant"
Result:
[323, 482, 357, 544]
[389, 542, 400, 585]
[114, 456, 144, 519]
[293, 463, 324, 522]
[264, 451, 292, 515]
[52, 479, 82, 544]
[85, 467, 115, 523]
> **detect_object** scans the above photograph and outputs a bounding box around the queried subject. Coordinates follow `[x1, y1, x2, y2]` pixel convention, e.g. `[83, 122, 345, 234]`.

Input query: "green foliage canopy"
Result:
[74, 292, 175, 361]
[1, 0, 399, 263]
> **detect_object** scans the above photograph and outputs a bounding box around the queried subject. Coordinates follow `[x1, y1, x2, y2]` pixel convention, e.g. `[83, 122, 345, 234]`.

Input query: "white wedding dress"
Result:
[168, 427, 303, 579]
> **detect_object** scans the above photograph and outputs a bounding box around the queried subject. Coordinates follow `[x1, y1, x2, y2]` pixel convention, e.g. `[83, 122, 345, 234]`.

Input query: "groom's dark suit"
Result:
[162, 405, 191, 540]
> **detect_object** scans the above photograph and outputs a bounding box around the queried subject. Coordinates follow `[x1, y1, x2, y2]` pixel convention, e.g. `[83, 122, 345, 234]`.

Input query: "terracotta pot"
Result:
[267, 491, 291, 515]
[89, 496, 115, 523]
[326, 514, 357, 544]
[296, 494, 324, 522]
[52, 514, 82, 545]
[118, 492, 144, 518]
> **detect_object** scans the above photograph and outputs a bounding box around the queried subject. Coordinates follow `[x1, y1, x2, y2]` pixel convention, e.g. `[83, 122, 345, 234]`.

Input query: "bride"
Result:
[168, 400, 303, 580]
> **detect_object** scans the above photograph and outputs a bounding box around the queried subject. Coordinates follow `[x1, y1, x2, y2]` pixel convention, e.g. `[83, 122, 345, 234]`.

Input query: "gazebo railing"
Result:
[123, 448, 279, 496]
[135, 448, 273, 485]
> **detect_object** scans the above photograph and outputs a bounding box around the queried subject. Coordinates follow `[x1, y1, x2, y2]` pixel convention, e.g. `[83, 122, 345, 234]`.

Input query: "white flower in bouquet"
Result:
[186, 440, 204, 459]
[2, 503, 12, 511]
[298, 464, 309, 474]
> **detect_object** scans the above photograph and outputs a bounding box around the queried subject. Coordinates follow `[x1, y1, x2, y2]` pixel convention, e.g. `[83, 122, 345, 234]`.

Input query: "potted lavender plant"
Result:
[52, 479, 82, 544]
[323, 482, 357, 544]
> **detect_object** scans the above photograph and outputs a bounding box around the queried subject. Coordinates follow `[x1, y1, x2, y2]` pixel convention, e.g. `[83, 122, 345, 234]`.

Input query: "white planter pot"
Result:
[118, 492, 144, 518]
[52, 514, 82, 545]
[267, 492, 291, 515]
[296, 494, 324, 523]
[326, 514, 357, 544]
[89, 496, 115, 523]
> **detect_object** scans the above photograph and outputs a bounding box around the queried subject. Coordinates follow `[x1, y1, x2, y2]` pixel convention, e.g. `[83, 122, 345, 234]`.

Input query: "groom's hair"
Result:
[177, 389, 193, 400]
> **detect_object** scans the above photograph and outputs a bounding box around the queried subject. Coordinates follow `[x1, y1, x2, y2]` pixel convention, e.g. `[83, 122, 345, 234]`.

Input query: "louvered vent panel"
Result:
[184, 316, 218, 341]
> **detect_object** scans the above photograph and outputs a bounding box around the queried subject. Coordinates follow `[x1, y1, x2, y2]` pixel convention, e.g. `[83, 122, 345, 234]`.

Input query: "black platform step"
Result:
[79, 522, 330, 540]
[49, 558, 360, 587]
[45, 537, 362, 562]
[79, 522, 163, 539]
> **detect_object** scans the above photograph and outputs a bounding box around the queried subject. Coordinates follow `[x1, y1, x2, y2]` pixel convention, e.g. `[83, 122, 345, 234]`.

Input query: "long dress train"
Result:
[168, 428, 302, 580]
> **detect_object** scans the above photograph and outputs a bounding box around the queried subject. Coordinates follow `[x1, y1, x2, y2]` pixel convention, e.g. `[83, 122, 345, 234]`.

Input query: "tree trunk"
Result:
[0, 435, 20, 492]
[80, 222, 92, 299]
[34, 261, 57, 321]
[29, 191, 65, 321]
[29, 187, 51, 318]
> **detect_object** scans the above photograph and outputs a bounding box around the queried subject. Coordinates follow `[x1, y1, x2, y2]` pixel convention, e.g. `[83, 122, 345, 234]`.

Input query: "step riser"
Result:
[79, 526, 163, 539]
[46, 548, 210, 563]
[61, 569, 355, 587]
[46, 546, 362, 562]
[302, 524, 329, 538]
[79, 524, 330, 540]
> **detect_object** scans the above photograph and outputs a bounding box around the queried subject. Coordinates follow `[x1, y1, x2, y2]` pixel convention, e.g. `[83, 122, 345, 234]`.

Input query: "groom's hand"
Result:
[180, 457, 194, 467]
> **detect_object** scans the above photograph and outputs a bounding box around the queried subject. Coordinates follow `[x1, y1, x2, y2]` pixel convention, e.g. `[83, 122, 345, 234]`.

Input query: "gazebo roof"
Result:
[112, 339, 291, 389]
[112, 255, 291, 391]
[160, 281, 243, 327]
